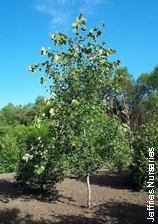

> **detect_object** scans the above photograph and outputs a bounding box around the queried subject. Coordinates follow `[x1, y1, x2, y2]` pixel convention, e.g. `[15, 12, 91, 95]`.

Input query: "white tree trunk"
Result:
[87, 173, 91, 208]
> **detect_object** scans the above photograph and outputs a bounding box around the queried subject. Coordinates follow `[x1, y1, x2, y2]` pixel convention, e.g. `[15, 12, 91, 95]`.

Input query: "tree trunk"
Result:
[87, 173, 91, 208]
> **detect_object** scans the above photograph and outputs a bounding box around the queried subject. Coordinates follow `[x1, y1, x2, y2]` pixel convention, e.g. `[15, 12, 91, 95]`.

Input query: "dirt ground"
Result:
[0, 171, 158, 224]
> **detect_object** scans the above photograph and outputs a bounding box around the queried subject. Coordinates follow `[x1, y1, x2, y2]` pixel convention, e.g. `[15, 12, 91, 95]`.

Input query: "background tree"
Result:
[113, 66, 158, 131]
[0, 103, 18, 126]
[130, 122, 158, 192]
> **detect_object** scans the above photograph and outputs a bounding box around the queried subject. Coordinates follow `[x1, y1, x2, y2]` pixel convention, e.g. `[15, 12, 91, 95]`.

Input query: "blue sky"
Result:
[0, 0, 158, 109]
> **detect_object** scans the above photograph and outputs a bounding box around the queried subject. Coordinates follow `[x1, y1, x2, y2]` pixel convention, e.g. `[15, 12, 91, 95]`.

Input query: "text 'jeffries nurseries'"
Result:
[147, 147, 155, 222]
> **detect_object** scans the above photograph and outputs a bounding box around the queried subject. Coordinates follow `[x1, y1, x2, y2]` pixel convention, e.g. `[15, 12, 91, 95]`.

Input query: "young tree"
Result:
[28, 14, 129, 208]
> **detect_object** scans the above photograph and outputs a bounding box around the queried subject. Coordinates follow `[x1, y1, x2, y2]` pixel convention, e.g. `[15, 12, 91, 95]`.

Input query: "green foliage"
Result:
[130, 122, 158, 191]
[27, 13, 123, 180]
[0, 96, 54, 127]
[132, 66, 158, 129]
[100, 118, 132, 171]
[16, 123, 68, 189]
[0, 103, 19, 126]
[111, 66, 158, 132]
[0, 125, 27, 173]
[0, 96, 54, 175]
[23, 15, 131, 207]
[0, 135, 18, 173]
[69, 114, 131, 175]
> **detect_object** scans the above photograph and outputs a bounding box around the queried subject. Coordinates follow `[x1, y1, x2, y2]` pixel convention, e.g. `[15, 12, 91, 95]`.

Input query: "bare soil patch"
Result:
[0, 171, 157, 224]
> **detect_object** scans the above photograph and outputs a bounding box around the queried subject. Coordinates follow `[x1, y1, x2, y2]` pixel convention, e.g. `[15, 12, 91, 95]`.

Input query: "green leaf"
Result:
[72, 99, 80, 105]
[40, 47, 47, 55]
[56, 75, 62, 80]
[97, 31, 102, 36]
[81, 26, 86, 31]
[81, 18, 86, 25]
[71, 23, 77, 28]
[40, 77, 46, 84]
[22, 154, 33, 162]
[91, 105, 96, 110]
[28, 65, 36, 72]
[72, 74, 78, 81]
[49, 108, 55, 116]
[72, 29, 76, 34]
[115, 88, 120, 94]
[50, 34, 55, 40]
[37, 166, 45, 175]
[54, 54, 59, 61]
[76, 17, 80, 26]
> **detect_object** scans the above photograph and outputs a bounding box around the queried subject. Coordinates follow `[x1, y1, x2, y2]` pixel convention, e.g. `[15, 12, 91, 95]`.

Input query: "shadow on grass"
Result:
[0, 201, 158, 224]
